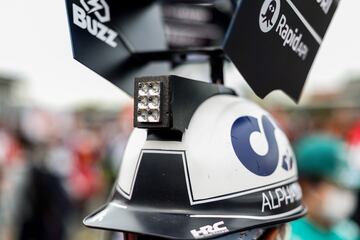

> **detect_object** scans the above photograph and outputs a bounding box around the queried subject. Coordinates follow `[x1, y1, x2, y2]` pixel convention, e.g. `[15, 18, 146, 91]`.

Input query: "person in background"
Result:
[291, 134, 360, 240]
[0, 129, 25, 240]
[347, 120, 360, 227]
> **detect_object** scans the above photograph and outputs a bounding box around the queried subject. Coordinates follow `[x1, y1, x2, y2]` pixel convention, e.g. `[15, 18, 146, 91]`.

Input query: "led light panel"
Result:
[136, 81, 162, 123]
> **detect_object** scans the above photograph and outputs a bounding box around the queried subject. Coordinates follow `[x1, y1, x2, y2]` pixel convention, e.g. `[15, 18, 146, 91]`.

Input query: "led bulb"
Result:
[148, 96, 160, 109]
[138, 96, 148, 109]
[137, 110, 149, 122]
[138, 83, 149, 96]
[149, 82, 160, 95]
[148, 110, 160, 122]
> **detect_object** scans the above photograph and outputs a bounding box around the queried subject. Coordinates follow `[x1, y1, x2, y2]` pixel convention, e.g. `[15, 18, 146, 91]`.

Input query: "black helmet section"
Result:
[222, 0, 339, 100]
[64, 0, 170, 95]
[84, 151, 306, 239]
[64, 0, 233, 95]
[65, 0, 340, 101]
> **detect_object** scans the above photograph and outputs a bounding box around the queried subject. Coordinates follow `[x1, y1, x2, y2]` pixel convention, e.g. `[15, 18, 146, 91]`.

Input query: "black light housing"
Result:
[134, 75, 234, 132]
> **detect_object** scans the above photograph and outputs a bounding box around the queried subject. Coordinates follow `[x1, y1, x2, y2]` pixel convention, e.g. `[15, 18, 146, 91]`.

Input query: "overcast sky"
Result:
[0, 0, 359, 109]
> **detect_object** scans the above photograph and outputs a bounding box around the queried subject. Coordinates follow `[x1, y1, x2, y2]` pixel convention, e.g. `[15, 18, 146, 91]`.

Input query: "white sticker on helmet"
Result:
[190, 221, 229, 239]
[117, 95, 298, 206]
[183, 95, 298, 204]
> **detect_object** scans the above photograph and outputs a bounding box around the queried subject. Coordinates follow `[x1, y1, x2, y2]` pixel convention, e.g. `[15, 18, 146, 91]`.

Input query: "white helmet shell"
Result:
[84, 95, 305, 239]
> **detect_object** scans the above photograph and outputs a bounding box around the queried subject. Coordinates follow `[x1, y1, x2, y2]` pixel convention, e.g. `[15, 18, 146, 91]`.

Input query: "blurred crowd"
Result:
[1, 90, 360, 240]
[0, 103, 133, 240]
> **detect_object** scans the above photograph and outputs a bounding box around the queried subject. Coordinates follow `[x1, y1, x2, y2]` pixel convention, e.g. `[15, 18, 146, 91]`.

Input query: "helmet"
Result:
[84, 95, 306, 239]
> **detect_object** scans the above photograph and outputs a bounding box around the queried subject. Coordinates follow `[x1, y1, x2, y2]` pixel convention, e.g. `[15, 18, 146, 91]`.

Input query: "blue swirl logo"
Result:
[231, 115, 279, 176]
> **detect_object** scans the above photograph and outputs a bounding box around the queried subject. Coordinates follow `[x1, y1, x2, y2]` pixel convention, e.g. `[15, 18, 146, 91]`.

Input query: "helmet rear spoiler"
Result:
[65, 0, 341, 101]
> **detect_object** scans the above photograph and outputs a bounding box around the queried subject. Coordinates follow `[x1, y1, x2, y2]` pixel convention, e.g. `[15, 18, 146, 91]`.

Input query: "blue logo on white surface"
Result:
[231, 115, 279, 176]
[282, 150, 294, 171]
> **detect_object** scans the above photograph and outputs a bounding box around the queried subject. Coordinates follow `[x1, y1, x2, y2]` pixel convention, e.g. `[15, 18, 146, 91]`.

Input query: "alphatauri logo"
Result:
[259, 0, 281, 33]
[190, 221, 229, 239]
[72, 0, 118, 48]
[231, 115, 279, 177]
